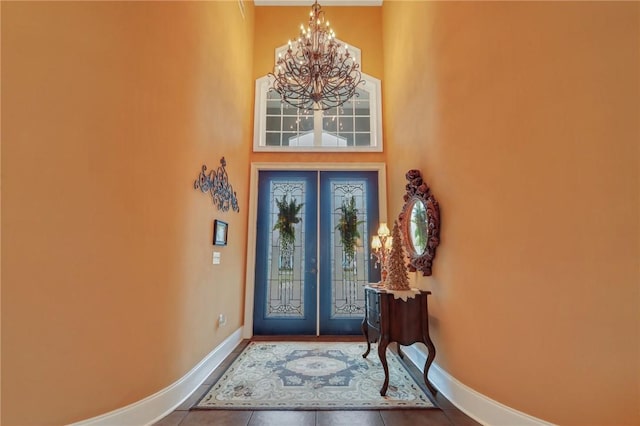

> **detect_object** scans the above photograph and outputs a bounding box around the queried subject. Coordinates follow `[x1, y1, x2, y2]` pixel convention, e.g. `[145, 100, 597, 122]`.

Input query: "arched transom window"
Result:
[253, 42, 382, 152]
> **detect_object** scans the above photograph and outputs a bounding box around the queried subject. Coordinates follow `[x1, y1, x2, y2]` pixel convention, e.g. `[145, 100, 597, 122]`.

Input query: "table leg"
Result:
[423, 337, 437, 395]
[361, 318, 371, 358]
[378, 336, 390, 396]
[397, 342, 404, 359]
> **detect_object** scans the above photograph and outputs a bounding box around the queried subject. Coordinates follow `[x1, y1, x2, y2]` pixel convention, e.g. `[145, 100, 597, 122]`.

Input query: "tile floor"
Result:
[154, 339, 481, 426]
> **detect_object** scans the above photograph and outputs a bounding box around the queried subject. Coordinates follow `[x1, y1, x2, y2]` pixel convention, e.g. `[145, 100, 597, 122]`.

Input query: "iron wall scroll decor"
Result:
[194, 157, 240, 213]
[398, 169, 440, 276]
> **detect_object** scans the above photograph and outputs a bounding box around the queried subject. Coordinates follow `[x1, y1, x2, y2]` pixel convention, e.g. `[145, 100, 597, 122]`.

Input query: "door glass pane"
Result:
[330, 180, 370, 318]
[266, 180, 307, 318]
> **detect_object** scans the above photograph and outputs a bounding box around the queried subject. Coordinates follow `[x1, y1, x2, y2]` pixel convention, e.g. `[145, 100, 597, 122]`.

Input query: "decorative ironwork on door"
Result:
[266, 181, 306, 318]
[330, 181, 370, 318]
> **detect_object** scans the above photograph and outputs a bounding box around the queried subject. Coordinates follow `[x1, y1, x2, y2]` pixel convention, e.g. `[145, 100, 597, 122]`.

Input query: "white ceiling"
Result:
[254, 0, 382, 6]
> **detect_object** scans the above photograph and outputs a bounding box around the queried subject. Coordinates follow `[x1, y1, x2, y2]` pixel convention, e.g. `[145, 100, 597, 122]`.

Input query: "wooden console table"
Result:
[361, 285, 437, 396]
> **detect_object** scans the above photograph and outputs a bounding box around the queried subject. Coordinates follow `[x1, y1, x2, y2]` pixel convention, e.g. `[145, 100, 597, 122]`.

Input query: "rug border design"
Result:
[193, 341, 437, 411]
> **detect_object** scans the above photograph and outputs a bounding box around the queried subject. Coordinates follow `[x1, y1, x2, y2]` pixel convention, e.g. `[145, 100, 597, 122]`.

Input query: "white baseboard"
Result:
[69, 327, 243, 426]
[401, 344, 555, 426]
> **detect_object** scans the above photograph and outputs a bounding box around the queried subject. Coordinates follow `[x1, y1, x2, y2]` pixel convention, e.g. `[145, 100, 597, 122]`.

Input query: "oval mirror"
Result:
[398, 169, 440, 276]
[408, 199, 428, 255]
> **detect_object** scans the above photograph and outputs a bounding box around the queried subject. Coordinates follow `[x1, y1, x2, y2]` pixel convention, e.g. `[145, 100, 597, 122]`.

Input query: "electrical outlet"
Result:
[218, 314, 227, 327]
[212, 251, 221, 265]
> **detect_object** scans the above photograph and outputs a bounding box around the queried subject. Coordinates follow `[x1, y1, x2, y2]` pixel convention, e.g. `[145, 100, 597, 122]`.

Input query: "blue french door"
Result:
[319, 171, 379, 334]
[253, 171, 318, 335]
[253, 170, 379, 335]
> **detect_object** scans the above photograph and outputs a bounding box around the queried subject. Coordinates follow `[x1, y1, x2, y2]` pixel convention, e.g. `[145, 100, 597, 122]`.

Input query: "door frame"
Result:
[243, 162, 388, 338]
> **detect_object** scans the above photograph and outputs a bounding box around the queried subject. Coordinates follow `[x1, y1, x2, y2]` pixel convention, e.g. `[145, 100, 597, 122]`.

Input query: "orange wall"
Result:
[3, 2, 639, 425]
[383, 2, 639, 425]
[252, 5, 386, 166]
[1, 2, 254, 425]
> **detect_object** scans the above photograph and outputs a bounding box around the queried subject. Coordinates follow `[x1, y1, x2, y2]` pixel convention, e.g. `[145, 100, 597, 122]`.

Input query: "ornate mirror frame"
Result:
[398, 169, 440, 276]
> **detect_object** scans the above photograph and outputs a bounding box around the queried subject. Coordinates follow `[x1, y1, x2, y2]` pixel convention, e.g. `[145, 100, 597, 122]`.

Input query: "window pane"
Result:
[355, 133, 371, 146]
[356, 88, 369, 100]
[338, 117, 354, 132]
[266, 132, 281, 146]
[266, 116, 281, 131]
[323, 117, 337, 133]
[320, 132, 344, 147]
[342, 133, 355, 146]
[283, 132, 297, 146]
[267, 90, 281, 100]
[282, 116, 298, 132]
[283, 104, 298, 116]
[267, 100, 282, 115]
[299, 116, 314, 132]
[300, 109, 314, 119]
[354, 100, 370, 116]
[341, 99, 355, 114]
[355, 117, 370, 132]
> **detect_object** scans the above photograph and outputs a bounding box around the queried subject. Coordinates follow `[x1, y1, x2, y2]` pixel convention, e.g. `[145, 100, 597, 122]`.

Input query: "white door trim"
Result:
[243, 162, 387, 339]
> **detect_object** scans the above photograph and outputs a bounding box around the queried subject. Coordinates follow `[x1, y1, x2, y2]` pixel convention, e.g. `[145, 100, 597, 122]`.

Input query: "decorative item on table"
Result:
[213, 220, 228, 246]
[268, 0, 363, 111]
[335, 196, 363, 272]
[370, 222, 392, 285]
[384, 221, 411, 291]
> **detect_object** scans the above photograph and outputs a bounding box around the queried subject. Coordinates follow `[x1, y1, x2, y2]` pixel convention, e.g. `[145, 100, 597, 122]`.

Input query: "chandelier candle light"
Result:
[269, 0, 363, 111]
[371, 223, 392, 284]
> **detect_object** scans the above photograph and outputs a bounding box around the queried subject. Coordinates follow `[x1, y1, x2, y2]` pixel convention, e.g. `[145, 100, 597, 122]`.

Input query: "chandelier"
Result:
[269, 0, 363, 111]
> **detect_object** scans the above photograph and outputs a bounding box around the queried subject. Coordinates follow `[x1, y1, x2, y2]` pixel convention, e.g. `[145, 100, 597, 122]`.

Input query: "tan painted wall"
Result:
[1, 2, 254, 425]
[383, 2, 639, 425]
[2, 2, 638, 425]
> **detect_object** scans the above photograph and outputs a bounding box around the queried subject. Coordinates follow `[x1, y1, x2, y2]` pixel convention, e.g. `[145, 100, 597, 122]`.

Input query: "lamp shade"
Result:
[377, 223, 390, 237]
[384, 236, 393, 249]
[371, 235, 382, 249]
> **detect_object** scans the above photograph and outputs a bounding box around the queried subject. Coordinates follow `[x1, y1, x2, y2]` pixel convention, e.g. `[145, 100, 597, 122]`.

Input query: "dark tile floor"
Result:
[154, 339, 481, 426]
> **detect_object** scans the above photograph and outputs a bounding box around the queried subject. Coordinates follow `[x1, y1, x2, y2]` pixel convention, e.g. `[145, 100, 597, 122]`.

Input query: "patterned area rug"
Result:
[195, 341, 435, 410]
